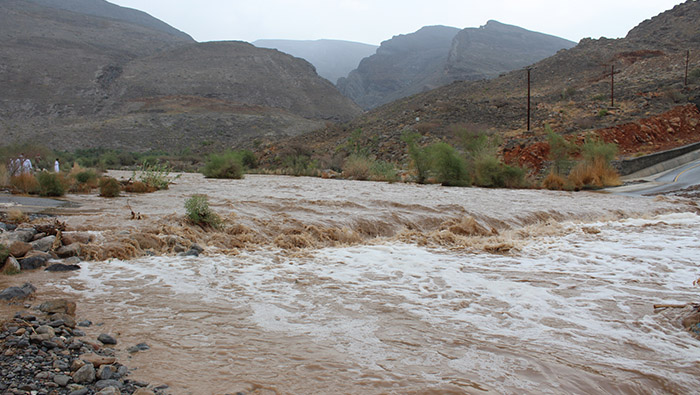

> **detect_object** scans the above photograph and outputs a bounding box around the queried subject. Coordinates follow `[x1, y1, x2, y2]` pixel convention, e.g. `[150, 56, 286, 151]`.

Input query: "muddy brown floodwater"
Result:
[1, 172, 699, 394]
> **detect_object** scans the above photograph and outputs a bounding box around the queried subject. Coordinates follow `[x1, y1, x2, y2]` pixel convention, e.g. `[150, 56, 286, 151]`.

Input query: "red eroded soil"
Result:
[504, 104, 700, 172]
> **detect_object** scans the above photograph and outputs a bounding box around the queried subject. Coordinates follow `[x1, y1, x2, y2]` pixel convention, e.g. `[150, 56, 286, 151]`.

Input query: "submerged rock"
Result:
[46, 263, 81, 272]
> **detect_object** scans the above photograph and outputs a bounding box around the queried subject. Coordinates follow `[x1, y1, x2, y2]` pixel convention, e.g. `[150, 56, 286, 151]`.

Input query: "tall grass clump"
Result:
[37, 172, 66, 197]
[10, 173, 39, 194]
[185, 195, 221, 228]
[202, 151, 245, 179]
[568, 136, 620, 189]
[99, 177, 121, 197]
[0, 165, 9, 188]
[342, 154, 372, 180]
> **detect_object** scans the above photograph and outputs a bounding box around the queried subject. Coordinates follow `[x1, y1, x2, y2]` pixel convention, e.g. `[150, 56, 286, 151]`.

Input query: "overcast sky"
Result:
[109, 0, 684, 45]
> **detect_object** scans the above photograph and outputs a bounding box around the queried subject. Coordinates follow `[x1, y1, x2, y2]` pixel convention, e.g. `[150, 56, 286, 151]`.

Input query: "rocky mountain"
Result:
[446, 20, 576, 81]
[253, 39, 378, 84]
[24, 0, 193, 40]
[0, 0, 360, 152]
[262, 0, 700, 170]
[337, 26, 460, 110]
[337, 22, 575, 110]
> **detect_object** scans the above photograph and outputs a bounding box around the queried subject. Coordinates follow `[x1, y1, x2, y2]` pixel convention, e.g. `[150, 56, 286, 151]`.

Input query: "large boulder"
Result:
[31, 235, 56, 252]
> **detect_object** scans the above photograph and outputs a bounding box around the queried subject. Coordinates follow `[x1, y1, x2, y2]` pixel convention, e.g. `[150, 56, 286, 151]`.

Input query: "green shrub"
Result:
[133, 160, 179, 190]
[369, 160, 398, 182]
[282, 154, 318, 176]
[689, 68, 700, 84]
[185, 195, 221, 228]
[546, 126, 577, 175]
[75, 170, 97, 184]
[597, 109, 609, 118]
[402, 132, 433, 184]
[37, 172, 65, 197]
[202, 151, 244, 179]
[99, 177, 121, 197]
[430, 142, 470, 186]
[581, 135, 617, 164]
[342, 154, 371, 180]
[0, 243, 9, 265]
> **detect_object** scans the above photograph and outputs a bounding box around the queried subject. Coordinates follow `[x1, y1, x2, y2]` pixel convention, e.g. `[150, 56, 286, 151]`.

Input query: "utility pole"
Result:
[610, 65, 615, 107]
[686, 50, 690, 87]
[527, 68, 531, 131]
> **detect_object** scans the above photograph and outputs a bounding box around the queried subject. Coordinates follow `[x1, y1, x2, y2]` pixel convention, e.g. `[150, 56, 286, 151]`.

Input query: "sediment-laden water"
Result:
[1, 174, 699, 394]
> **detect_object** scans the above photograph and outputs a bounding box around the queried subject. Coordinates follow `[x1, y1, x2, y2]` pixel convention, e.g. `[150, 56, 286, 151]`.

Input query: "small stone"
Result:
[95, 379, 123, 390]
[36, 325, 56, 337]
[127, 343, 150, 353]
[96, 386, 121, 395]
[38, 299, 77, 315]
[70, 359, 85, 372]
[97, 365, 116, 380]
[52, 313, 77, 328]
[79, 352, 116, 367]
[72, 329, 86, 337]
[68, 388, 89, 395]
[77, 320, 92, 327]
[98, 334, 117, 345]
[2, 256, 21, 275]
[35, 371, 53, 379]
[54, 374, 71, 387]
[132, 389, 155, 395]
[56, 244, 81, 258]
[9, 241, 32, 258]
[64, 256, 82, 265]
[31, 235, 56, 252]
[72, 363, 96, 384]
[48, 319, 66, 327]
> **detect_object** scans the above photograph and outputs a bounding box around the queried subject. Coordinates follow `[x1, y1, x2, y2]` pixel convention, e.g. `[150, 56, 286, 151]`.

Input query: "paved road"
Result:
[610, 159, 700, 196]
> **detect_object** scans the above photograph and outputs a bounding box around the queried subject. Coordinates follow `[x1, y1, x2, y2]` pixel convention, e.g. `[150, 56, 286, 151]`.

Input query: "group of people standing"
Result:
[9, 153, 60, 176]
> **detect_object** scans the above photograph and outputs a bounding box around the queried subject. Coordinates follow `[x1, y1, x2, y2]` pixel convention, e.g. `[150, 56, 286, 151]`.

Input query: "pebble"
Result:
[97, 334, 117, 345]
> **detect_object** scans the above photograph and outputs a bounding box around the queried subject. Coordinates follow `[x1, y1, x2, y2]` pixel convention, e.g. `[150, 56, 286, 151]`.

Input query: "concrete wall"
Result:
[614, 141, 700, 176]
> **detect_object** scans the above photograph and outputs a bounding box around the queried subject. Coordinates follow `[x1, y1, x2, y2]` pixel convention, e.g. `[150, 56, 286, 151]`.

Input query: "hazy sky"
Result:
[109, 0, 685, 45]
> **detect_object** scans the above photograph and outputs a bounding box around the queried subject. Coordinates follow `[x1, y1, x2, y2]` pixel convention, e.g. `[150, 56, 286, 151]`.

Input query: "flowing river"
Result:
[1, 173, 699, 394]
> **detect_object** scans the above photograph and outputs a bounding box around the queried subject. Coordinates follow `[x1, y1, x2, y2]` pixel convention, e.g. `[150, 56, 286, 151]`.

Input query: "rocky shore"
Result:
[0, 286, 161, 395]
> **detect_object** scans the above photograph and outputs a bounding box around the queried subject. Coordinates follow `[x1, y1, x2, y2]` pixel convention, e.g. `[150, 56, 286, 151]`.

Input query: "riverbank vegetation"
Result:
[0, 129, 622, 197]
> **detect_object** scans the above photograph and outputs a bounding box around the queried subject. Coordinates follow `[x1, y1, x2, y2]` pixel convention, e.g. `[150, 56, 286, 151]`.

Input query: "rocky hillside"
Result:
[262, 0, 700, 170]
[253, 39, 378, 84]
[446, 20, 575, 81]
[337, 22, 574, 110]
[25, 0, 193, 40]
[337, 26, 460, 110]
[0, 0, 360, 152]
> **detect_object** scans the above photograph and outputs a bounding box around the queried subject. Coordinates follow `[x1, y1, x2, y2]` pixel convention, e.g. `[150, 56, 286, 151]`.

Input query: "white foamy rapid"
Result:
[40, 212, 700, 394]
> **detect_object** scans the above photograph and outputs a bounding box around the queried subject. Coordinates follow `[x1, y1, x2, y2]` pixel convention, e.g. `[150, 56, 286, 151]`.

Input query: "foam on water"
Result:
[46, 212, 700, 393]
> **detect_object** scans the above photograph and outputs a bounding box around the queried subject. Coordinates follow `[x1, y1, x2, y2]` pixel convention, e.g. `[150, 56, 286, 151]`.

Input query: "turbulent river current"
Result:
[2, 173, 699, 394]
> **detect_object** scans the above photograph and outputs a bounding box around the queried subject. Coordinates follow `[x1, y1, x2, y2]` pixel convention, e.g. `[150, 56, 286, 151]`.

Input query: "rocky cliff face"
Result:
[337, 26, 460, 110]
[446, 20, 575, 81]
[253, 39, 378, 84]
[337, 22, 574, 110]
[0, 0, 360, 152]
